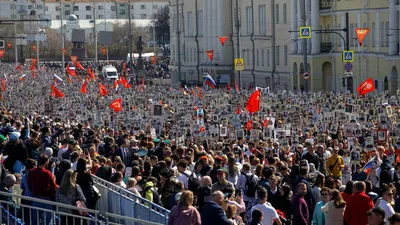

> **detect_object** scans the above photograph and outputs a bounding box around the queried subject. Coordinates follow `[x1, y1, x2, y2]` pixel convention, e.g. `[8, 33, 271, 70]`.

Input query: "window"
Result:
[98, 14, 104, 19]
[187, 12, 193, 36]
[56, 6, 60, 11]
[261, 50, 264, 66]
[380, 22, 384, 47]
[37, 5, 42, 10]
[354, 23, 358, 47]
[256, 49, 259, 66]
[337, 23, 341, 46]
[140, 5, 146, 9]
[258, 5, 266, 35]
[275, 4, 279, 24]
[86, 14, 91, 19]
[267, 50, 270, 66]
[131, 5, 133, 10]
[111, 5, 115, 11]
[64, 10, 70, 16]
[371, 22, 375, 47]
[153, 5, 158, 9]
[120, 9, 126, 15]
[64, 4, 70, 8]
[385, 21, 389, 47]
[246, 50, 250, 65]
[98, 5, 104, 10]
[86, 6, 91, 11]
[275, 46, 280, 65]
[284, 46, 288, 66]
[327, 24, 330, 42]
[198, 10, 203, 36]
[45, 6, 48, 11]
[73, 5, 79, 11]
[141, 14, 146, 19]
[283, 4, 287, 24]
[28, 5, 32, 9]
[120, 4, 125, 7]
[246, 7, 252, 35]
[56, 15, 60, 20]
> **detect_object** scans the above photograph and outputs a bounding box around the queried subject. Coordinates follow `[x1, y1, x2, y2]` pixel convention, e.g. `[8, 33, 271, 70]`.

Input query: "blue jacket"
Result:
[201, 201, 231, 225]
[312, 201, 326, 225]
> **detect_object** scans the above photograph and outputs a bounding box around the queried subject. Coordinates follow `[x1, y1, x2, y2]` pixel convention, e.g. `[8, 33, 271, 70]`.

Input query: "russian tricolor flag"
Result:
[363, 157, 376, 175]
[204, 73, 216, 88]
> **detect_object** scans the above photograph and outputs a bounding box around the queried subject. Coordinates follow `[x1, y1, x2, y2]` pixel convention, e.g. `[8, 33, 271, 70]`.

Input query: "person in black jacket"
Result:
[3, 132, 28, 174]
[201, 190, 232, 225]
[76, 158, 98, 210]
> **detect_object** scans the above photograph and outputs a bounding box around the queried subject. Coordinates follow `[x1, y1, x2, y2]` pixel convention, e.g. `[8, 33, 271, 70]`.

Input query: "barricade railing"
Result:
[91, 175, 169, 225]
[0, 191, 105, 225]
[105, 212, 163, 225]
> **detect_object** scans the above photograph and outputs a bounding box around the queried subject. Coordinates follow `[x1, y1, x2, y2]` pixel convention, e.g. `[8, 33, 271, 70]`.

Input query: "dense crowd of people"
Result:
[1, 60, 400, 225]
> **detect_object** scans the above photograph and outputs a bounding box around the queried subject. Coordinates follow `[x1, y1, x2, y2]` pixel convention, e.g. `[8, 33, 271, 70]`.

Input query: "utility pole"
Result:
[271, 0, 276, 91]
[235, 0, 241, 88]
[300, 0, 308, 92]
[61, 0, 65, 75]
[93, 0, 98, 64]
[152, 0, 156, 53]
[13, 1, 17, 63]
[128, 0, 133, 74]
[176, 0, 181, 82]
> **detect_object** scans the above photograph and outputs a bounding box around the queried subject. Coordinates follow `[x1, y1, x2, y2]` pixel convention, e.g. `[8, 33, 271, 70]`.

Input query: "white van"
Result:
[101, 65, 118, 79]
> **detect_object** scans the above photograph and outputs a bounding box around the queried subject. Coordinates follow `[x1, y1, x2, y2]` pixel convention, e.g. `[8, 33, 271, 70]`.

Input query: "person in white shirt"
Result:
[251, 187, 282, 225]
[177, 159, 191, 189]
[378, 185, 395, 223]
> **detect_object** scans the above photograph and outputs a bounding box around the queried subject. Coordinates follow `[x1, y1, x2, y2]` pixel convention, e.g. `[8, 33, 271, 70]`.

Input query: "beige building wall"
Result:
[290, 0, 400, 94]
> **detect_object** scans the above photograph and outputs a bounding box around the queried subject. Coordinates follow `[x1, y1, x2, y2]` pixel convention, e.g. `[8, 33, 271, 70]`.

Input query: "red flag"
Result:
[76, 61, 85, 70]
[119, 76, 131, 88]
[357, 78, 375, 96]
[113, 79, 119, 90]
[31, 58, 37, 66]
[199, 126, 205, 133]
[80, 79, 87, 94]
[67, 65, 76, 76]
[263, 118, 269, 127]
[0, 50, 4, 58]
[356, 28, 371, 46]
[51, 84, 65, 98]
[245, 89, 261, 113]
[235, 108, 241, 115]
[150, 56, 157, 64]
[15, 64, 22, 72]
[110, 98, 123, 112]
[87, 66, 91, 75]
[98, 83, 107, 96]
[219, 37, 228, 46]
[206, 50, 214, 61]
[227, 83, 231, 92]
[90, 71, 96, 81]
[245, 120, 253, 131]
[234, 80, 239, 93]
[1, 80, 6, 92]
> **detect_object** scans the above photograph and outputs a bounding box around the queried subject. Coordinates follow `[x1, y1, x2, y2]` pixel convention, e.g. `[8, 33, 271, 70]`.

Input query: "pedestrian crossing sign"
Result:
[299, 26, 312, 39]
[234, 58, 244, 71]
[342, 50, 354, 62]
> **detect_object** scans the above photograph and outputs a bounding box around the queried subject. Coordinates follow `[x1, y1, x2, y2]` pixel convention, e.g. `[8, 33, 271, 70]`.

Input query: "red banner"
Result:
[0, 50, 4, 58]
[31, 58, 37, 66]
[356, 28, 371, 46]
[206, 50, 214, 61]
[219, 37, 228, 46]
[357, 78, 375, 96]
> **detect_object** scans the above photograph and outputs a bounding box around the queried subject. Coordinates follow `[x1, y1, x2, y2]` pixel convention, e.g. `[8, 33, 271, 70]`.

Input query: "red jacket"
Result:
[344, 192, 374, 225]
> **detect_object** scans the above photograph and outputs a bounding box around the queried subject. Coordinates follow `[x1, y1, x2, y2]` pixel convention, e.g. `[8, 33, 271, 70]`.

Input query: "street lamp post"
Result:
[127, 0, 133, 74]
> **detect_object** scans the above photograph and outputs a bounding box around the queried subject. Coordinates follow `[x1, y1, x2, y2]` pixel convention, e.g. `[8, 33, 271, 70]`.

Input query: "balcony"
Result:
[320, 42, 333, 53]
[320, 0, 332, 10]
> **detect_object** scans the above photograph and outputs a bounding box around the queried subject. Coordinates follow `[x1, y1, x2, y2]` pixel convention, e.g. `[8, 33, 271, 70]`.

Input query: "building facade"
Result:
[0, 0, 168, 20]
[169, 0, 293, 89]
[290, 0, 400, 94]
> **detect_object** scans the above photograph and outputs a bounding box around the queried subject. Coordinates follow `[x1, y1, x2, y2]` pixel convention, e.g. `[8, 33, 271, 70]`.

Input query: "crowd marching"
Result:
[0, 58, 399, 225]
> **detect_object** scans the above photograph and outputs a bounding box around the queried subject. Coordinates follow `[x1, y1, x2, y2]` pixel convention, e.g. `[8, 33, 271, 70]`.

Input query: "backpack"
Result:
[379, 167, 398, 187]
[244, 174, 258, 197]
[187, 172, 200, 194]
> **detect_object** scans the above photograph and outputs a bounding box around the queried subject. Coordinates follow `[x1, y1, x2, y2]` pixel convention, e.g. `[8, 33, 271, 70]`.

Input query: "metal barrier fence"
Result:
[0, 191, 164, 225]
[91, 175, 169, 225]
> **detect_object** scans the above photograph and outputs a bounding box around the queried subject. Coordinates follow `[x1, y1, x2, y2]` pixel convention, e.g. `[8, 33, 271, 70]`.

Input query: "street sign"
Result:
[344, 62, 353, 72]
[234, 58, 244, 71]
[342, 50, 354, 62]
[344, 72, 353, 77]
[300, 26, 312, 39]
[303, 72, 310, 80]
